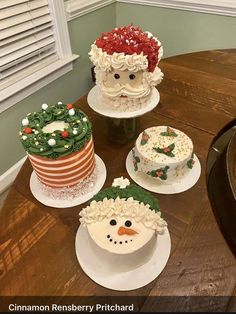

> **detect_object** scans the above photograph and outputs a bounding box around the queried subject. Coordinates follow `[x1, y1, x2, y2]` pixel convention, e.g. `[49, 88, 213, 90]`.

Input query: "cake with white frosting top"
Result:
[89, 24, 163, 112]
[132, 126, 195, 183]
[80, 177, 167, 271]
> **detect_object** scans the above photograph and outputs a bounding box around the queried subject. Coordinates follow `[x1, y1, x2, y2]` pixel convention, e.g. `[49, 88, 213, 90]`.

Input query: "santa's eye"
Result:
[129, 74, 136, 80]
[125, 220, 132, 227]
[114, 73, 120, 79]
[110, 219, 117, 226]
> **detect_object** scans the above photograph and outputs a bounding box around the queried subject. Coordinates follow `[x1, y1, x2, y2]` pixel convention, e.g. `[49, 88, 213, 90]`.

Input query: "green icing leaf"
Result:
[153, 143, 175, 157]
[187, 153, 195, 169]
[91, 184, 160, 213]
[160, 127, 178, 137]
[147, 166, 170, 180]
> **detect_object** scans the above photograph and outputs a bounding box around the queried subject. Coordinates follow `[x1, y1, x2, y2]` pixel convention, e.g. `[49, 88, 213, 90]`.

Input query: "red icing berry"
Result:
[163, 147, 170, 153]
[24, 128, 32, 134]
[156, 171, 163, 177]
[167, 127, 174, 134]
[61, 131, 69, 138]
[142, 134, 149, 141]
[66, 103, 73, 110]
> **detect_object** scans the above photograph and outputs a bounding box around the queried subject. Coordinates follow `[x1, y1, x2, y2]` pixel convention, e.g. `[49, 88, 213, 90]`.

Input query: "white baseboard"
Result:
[0, 156, 27, 194]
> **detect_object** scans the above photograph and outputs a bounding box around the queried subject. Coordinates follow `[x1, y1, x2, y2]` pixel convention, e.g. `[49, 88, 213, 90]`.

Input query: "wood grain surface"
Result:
[0, 50, 235, 311]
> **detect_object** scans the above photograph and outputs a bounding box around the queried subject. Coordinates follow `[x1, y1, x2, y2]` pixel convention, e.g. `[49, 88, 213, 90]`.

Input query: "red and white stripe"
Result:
[28, 138, 95, 188]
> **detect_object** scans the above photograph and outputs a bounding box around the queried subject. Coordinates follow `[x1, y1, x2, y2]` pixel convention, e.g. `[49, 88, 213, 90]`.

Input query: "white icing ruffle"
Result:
[80, 197, 167, 234]
[89, 44, 148, 72]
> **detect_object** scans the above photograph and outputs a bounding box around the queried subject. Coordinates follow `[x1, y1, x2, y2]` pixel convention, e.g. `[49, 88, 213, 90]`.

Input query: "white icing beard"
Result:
[95, 66, 163, 111]
[87, 216, 155, 254]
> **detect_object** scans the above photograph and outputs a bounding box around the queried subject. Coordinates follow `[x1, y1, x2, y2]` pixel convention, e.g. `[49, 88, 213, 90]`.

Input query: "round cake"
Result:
[89, 24, 163, 112]
[19, 102, 95, 189]
[80, 177, 167, 271]
[132, 126, 195, 183]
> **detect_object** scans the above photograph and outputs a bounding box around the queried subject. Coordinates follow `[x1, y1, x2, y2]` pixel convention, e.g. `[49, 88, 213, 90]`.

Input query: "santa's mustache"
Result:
[101, 83, 151, 98]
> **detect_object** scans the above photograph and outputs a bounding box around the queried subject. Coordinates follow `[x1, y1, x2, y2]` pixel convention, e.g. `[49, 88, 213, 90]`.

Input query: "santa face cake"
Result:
[80, 177, 167, 269]
[89, 25, 163, 111]
[132, 126, 195, 184]
[19, 103, 95, 190]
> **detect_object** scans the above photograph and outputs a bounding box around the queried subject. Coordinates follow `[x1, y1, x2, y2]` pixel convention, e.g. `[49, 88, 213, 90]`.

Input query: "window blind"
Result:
[0, 0, 59, 90]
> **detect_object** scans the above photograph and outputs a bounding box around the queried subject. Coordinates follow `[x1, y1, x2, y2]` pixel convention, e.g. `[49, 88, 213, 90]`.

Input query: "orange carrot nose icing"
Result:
[118, 226, 138, 236]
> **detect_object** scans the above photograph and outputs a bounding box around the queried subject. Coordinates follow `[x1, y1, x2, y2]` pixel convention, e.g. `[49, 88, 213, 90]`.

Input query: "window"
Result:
[0, 0, 78, 112]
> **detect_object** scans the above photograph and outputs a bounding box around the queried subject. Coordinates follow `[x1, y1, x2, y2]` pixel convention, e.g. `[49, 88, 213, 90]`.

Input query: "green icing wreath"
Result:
[19, 103, 92, 159]
[91, 184, 160, 213]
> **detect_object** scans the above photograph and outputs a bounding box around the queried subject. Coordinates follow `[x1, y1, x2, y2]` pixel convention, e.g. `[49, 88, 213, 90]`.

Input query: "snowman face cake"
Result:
[80, 177, 167, 257]
[87, 210, 155, 254]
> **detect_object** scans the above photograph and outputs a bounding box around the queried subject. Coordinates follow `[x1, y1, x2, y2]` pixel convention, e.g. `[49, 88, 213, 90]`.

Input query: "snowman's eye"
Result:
[110, 219, 117, 226]
[114, 73, 120, 79]
[129, 74, 136, 80]
[125, 220, 132, 227]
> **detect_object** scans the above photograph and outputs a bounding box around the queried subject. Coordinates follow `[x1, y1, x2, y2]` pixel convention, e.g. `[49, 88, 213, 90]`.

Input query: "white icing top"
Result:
[42, 121, 69, 133]
[136, 126, 193, 164]
[80, 196, 167, 233]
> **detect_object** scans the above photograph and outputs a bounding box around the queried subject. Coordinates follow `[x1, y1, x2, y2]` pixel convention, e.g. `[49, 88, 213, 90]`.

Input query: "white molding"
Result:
[116, 0, 236, 17]
[65, 0, 116, 21]
[48, 0, 73, 57]
[0, 156, 27, 194]
[0, 55, 79, 114]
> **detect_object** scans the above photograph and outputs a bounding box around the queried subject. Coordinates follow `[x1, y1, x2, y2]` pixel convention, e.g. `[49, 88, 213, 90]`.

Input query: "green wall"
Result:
[0, 4, 116, 176]
[0, 1, 236, 175]
[116, 3, 236, 58]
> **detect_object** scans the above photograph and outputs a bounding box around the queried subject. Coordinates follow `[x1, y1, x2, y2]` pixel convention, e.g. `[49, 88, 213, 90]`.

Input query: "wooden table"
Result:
[0, 50, 236, 312]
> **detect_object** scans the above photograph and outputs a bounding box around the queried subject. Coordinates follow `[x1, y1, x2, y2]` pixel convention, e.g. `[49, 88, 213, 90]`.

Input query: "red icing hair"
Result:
[95, 24, 161, 72]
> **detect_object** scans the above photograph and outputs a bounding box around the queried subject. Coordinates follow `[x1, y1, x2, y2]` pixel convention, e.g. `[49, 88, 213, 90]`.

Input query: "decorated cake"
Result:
[89, 24, 163, 111]
[80, 177, 167, 271]
[132, 126, 195, 183]
[19, 102, 96, 195]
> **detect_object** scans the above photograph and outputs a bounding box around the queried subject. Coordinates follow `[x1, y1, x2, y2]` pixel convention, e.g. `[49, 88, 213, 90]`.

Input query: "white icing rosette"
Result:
[112, 176, 130, 189]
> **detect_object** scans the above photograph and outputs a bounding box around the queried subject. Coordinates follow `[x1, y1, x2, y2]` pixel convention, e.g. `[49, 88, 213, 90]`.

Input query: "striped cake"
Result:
[20, 102, 95, 188]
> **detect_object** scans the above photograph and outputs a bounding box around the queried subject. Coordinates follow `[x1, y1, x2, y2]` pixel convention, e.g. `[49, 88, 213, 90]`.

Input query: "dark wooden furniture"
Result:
[0, 50, 236, 312]
[207, 119, 236, 257]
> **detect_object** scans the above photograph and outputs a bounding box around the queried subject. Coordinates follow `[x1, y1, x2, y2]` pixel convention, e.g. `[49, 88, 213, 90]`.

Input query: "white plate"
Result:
[87, 86, 160, 119]
[29, 154, 106, 208]
[126, 149, 201, 194]
[75, 225, 171, 291]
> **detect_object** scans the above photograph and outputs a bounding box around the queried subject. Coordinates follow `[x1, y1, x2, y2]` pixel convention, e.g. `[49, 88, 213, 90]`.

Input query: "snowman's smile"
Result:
[87, 215, 156, 254]
[107, 234, 133, 245]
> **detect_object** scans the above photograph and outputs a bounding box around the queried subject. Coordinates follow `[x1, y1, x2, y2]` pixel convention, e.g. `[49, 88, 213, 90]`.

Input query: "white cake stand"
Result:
[29, 154, 106, 208]
[87, 86, 160, 119]
[126, 149, 201, 194]
[75, 225, 171, 291]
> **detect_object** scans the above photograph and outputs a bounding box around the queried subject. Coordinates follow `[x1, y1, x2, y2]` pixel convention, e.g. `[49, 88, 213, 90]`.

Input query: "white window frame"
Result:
[0, 0, 79, 113]
[116, 0, 236, 17]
